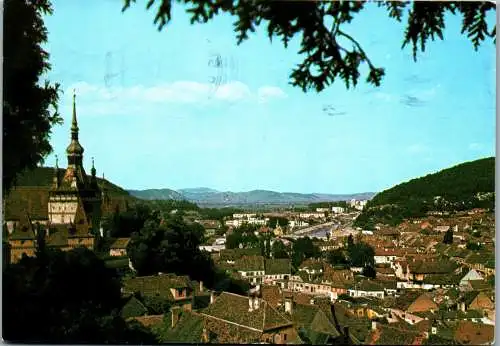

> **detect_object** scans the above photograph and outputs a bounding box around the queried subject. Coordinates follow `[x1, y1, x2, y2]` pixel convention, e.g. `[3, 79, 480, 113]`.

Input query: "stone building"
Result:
[6, 92, 104, 263]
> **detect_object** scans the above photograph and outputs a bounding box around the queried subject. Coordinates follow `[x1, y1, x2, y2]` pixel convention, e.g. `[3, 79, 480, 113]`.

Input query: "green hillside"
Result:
[355, 157, 495, 228]
[13, 166, 131, 198]
[5, 167, 136, 220]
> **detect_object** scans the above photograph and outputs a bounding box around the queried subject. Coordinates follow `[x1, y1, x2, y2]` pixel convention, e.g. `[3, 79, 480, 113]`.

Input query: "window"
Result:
[283, 334, 287, 341]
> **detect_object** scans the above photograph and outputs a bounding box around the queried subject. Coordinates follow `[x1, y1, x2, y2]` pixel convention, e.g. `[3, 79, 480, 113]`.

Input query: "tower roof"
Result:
[66, 90, 84, 156]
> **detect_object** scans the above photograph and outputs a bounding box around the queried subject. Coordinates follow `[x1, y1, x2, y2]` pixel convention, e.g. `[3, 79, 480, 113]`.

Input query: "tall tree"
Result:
[326, 248, 348, 267]
[442, 228, 454, 244]
[4, 0, 61, 195]
[127, 213, 217, 286]
[347, 242, 375, 268]
[123, 1, 495, 92]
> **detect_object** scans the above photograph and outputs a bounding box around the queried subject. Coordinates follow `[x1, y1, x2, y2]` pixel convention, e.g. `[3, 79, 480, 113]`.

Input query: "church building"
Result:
[6, 91, 105, 263]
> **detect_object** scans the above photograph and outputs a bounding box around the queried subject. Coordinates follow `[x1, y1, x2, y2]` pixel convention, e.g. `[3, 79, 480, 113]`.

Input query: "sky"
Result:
[42, 1, 496, 194]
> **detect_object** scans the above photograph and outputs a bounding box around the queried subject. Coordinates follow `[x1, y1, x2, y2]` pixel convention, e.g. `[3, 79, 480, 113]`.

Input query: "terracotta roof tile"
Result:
[261, 285, 282, 308]
[202, 292, 292, 332]
[122, 274, 192, 301]
[110, 237, 131, 249]
[235, 255, 265, 271]
[265, 258, 291, 275]
[454, 321, 494, 345]
[129, 314, 164, 328]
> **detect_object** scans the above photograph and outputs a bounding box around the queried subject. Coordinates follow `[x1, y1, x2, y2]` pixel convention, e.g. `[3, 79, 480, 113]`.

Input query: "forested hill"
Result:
[355, 157, 495, 228]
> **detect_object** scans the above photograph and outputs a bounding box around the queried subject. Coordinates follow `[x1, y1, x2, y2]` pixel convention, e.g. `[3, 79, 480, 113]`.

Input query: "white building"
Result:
[289, 220, 309, 229]
[459, 269, 484, 287]
[299, 212, 325, 219]
[316, 208, 330, 213]
[233, 213, 256, 219]
[349, 199, 368, 211]
[331, 207, 345, 214]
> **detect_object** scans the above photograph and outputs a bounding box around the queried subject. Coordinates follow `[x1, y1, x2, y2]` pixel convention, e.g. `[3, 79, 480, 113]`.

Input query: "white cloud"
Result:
[469, 142, 483, 151]
[407, 143, 430, 154]
[257, 86, 288, 103]
[66, 81, 286, 114]
[373, 92, 395, 102]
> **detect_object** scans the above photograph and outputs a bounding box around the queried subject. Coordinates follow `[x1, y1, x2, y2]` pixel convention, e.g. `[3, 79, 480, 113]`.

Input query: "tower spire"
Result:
[53, 154, 60, 188]
[66, 89, 84, 166]
[91, 157, 96, 177]
[71, 89, 79, 140]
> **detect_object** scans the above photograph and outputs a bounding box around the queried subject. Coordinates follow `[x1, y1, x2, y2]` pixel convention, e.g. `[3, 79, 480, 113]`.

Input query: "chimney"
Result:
[202, 328, 209, 343]
[171, 306, 181, 328]
[343, 326, 350, 344]
[284, 298, 293, 315]
[254, 297, 260, 310]
[210, 291, 215, 305]
[249, 296, 254, 312]
[371, 321, 377, 331]
[199, 281, 204, 293]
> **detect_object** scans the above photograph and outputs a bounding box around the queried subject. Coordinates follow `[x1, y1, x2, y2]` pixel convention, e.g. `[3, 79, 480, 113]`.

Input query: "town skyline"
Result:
[42, 0, 495, 194]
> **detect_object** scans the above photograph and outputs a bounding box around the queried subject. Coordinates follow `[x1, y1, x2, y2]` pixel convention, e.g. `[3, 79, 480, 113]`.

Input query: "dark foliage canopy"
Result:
[123, 0, 495, 92]
[4, 0, 61, 195]
[271, 240, 290, 259]
[3, 247, 157, 344]
[127, 213, 218, 286]
[443, 228, 454, 244]
[291, 236, 321, 268]
[347, 241, 375, 268]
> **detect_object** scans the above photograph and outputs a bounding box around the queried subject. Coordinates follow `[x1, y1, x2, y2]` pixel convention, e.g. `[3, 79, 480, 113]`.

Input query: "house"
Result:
[375, 266, 396, 278]
[407, 260, 459, 283]
[285, 298, 341, 344]
[331, 207, 345, 214]
[374, 249, 399, 265]
[109, 237, 130, 257]
[434, 225, 450, 233]
[199, 244, 225, 253]
[199, 291, 299, 344]
[298, 212, 325, 220]
[264, 259, 291, 283]
[376, 278, 398, 296]
[347, 280, 385, 299]
[464, 252, 495, 275]
[313, 240, 341, 252]
[218, 248, 260, 264]
[460, 291, 495, 313]
[322, 268, 354, 297]
[235, 255, 265, 284]
[462, 279, 492, 292]
[389, 291, 438, 325]
[459, 269, 484, 287]
[316, 208, 330, 213]
[261, 285, 282, 308]
[453, 321, 494, 345]
[232, 213, 257, 219]
[120, 295, 148, 319]
[122, 273, 195, 311]
[366, 321, 424, 345]
[298, 259, 324, 276]
[332, 302, 372, 344]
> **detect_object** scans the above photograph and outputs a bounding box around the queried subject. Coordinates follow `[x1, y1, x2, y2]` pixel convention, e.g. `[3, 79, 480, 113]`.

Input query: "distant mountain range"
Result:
[127, 187, 376, 206]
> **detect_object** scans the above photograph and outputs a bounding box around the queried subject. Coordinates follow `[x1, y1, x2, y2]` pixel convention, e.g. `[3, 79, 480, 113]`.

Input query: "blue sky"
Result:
[42, 1, 496, 194]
